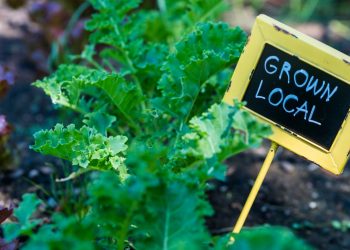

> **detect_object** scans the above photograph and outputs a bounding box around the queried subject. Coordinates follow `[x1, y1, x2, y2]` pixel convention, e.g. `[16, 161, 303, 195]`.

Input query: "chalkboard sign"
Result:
[243, 44, 350, 150]
[224, 15, 350, 174]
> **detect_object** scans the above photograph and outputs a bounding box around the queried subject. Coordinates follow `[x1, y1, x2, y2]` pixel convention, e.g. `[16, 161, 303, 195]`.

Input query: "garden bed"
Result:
[1, 2, 350, 250]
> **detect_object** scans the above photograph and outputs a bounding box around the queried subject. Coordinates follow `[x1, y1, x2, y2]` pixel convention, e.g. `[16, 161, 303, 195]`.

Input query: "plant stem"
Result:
[61, 101, 121, 135]
[110, 18, 146, 111]
[103, 59, 117, 72]
[117, 201, 138, 250]
[197, 1, 226, 23]
[88, 59, 105, 71]
[62, 101, 87, 115]
[182, 0, 227, 36]
[62, 1, 91, 55]
[118, 110, 142, 135]
[171, 63, 234, 153]
[157, 0, 167, 13]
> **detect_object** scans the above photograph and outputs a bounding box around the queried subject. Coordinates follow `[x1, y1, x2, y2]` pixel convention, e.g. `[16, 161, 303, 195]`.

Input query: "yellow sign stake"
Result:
[233, 142, 279, 234]
[225, 14, 350, 242]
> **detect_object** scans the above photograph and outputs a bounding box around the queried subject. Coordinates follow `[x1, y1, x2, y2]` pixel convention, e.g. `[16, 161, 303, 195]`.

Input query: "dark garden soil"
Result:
[0, 3, 349, 250]
[207, 147, 350, 250]
[0, 4, 58, 206]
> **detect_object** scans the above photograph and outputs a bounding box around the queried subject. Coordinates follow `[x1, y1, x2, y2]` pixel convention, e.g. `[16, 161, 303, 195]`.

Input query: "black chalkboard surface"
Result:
[243, 43, 350, 150]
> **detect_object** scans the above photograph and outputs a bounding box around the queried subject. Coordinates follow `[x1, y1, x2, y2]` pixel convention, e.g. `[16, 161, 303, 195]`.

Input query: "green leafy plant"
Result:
[332, 220, 350, 232]
[228, 226, 314, 250]
[2, 194, 42, 242]
[1, 0, 313, 249]
[30, 0, 258, 183]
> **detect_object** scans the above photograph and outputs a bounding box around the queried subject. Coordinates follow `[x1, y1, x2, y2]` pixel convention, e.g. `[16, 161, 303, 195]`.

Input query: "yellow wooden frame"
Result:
[224, 14, 350, 175]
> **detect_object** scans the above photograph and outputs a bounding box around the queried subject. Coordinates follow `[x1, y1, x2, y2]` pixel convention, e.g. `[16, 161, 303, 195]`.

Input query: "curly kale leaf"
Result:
[153, 22, 246, 122]
[31, 124, 128, 179]
[22, 214, 95, 250]
[33, 64, 143, 132]
[170, 102, 271, 181]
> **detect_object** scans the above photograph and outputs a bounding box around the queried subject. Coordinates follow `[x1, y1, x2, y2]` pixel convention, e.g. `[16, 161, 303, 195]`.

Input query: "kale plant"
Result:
[1, 0, 313, 249]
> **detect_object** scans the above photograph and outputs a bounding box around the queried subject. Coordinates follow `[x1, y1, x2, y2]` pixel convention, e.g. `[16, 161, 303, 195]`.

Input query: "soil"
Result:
[0, 4, 58, 206]
[1, 3, 350, 250]
[207, 147, 350, 250]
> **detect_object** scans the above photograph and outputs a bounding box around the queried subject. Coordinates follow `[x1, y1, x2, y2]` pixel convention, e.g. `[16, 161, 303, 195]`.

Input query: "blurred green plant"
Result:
[332, 220, 350, 232]
[228, 226, 314, 250]
[233, 0, 350, 23]
[2, 194, 42, 242]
